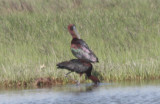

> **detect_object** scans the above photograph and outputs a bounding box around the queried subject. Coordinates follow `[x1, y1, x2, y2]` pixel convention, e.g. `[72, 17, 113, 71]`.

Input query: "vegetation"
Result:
[0, 0, 160, 86]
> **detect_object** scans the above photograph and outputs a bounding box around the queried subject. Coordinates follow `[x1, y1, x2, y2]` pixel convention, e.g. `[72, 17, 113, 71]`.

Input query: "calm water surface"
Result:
[0, 80, 160, 104]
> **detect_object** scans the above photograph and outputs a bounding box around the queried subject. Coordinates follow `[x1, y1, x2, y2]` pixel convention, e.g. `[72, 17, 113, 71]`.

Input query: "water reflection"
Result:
[0, 80, 160, 104]
[52, 83, 100, 93]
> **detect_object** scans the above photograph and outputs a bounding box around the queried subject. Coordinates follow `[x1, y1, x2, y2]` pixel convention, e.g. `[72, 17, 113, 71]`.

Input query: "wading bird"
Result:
[68, 24, 99, 63]
[56, 59, 100, 84]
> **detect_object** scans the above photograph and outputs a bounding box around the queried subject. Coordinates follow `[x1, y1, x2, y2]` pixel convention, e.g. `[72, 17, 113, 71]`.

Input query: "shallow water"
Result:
[0, 80, 160, 104]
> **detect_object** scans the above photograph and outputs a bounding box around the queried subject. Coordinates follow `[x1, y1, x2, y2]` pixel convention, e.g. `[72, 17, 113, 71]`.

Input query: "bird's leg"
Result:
[65, 71, 72, 77]
[85, 74, 88, 80]
[65, 72, 78, 83]
[76, 73, 82, 85]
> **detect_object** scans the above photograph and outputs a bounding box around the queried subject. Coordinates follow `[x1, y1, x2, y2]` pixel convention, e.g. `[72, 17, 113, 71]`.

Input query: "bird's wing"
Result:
[57, 59, 90, 73]
[72, 39, 98, 62]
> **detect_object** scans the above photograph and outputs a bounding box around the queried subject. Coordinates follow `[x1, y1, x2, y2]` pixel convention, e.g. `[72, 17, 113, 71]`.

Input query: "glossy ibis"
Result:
[68, 24, 99, 63]
[57, 59, 100, 84]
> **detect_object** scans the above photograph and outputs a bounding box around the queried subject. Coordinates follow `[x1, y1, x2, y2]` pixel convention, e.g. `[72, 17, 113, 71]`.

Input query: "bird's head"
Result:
[68, 24, 80, 39]
[88, 75, 100, 85]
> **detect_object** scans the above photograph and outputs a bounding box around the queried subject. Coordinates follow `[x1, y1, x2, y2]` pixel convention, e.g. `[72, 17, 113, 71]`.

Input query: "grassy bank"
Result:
[0, 0, 160, 86]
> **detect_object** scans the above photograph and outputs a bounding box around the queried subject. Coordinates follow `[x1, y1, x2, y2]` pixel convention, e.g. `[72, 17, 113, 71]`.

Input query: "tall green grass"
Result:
[0, 0, 160, 84]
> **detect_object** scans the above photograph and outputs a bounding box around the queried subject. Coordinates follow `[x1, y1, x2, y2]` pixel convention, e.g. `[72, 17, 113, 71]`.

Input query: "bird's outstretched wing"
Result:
[71, 39, 98, 63]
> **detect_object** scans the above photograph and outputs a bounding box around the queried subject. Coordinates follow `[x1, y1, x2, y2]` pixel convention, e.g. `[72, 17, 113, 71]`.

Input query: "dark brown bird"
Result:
[68, 24, 99, 63]
[56, 59, 100, 84]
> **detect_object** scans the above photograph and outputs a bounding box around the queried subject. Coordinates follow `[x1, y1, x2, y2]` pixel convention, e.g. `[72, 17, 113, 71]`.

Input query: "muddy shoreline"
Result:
[0, 76, 160, 89]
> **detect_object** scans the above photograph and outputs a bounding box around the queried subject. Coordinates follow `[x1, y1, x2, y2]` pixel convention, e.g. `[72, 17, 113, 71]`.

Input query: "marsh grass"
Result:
[0, 0, 160, 86]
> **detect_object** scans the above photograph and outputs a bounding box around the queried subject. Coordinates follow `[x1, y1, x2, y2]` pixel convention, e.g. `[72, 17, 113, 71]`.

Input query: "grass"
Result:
[0, 0, 160, 86]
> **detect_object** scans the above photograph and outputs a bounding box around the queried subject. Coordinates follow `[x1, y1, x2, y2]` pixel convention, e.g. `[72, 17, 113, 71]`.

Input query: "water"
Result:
[0, 80, 160, 104]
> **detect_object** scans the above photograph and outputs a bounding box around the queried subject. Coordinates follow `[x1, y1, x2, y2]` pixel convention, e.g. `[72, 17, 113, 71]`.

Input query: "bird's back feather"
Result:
[56, 59, 92, 73]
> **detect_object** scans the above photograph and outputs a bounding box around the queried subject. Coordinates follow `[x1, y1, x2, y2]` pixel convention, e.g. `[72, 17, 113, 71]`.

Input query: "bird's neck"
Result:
[69, 30, 80, 39]
[88, 75, 100, 84]
[71, 33, 78, 39]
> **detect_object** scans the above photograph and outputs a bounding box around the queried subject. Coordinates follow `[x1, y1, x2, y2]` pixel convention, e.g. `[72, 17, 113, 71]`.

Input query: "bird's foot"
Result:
[75, 80, 80, 86]
[76, 81, 80, 86]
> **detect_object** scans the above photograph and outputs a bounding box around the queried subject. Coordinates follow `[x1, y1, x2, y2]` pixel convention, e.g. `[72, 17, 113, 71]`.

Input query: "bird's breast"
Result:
[71, 44, 78, 49]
